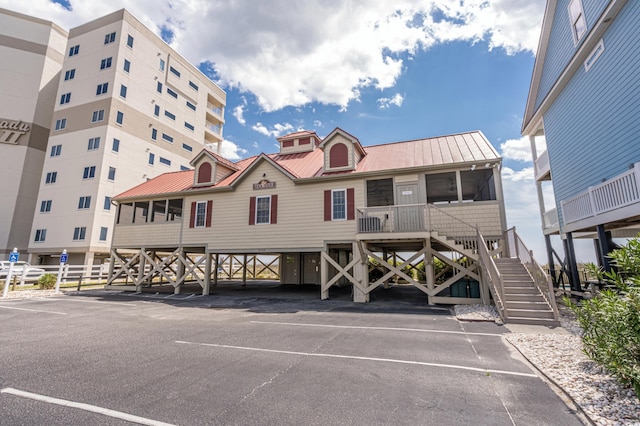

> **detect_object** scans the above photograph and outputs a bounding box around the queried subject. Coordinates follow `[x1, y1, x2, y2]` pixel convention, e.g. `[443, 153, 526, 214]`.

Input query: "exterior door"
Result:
[395, 183, 421, 231]
[303, 253, 321, 285]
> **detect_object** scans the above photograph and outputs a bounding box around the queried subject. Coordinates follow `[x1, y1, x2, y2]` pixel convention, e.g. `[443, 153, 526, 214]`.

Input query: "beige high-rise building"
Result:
[0, 8, 68, 259]
[26, 8, 226, 265]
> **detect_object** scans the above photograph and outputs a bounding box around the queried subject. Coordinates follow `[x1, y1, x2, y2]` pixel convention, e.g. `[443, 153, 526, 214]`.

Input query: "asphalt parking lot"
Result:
[0, 287, 582, 425]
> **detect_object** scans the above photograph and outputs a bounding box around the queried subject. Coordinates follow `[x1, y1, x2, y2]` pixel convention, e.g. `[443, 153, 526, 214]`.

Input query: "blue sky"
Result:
[7, 0, 596, 262]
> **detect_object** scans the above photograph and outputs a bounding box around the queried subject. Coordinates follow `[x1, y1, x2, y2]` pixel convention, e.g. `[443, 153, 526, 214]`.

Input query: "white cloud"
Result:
[500, 136, 533, 162]
[377, 93, 404, 109]
[251, 122, 294, 138]
[1, 0, 546, 112]
[219, 139, 248, 160]
[233, 105, 246, 125]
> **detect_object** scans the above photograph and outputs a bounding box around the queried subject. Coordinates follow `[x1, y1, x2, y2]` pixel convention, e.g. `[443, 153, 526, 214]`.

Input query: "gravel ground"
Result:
[455, 304, 640, 426]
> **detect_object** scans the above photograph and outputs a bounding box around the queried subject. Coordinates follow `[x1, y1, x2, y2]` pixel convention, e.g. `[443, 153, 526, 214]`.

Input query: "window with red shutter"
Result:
[189, 201, 196, 228]
[249, 196, 256, 225]
[270, 194, 278, 224]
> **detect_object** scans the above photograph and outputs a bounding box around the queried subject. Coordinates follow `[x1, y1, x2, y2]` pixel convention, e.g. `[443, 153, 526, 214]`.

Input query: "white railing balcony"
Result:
[205, 122, 222, 135]
[357, 204, 426, 233]
[542, 208, 559, 230]
[561, 162, 640, 224]
[207, 103, 224, 117]
[357, 203, 479, 239]
[534, 149, 551, 181]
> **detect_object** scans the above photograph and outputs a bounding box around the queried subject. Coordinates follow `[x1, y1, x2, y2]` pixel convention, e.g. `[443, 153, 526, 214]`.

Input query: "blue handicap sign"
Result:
[9, 252, 19, 263]
[60, 253, 68, 264]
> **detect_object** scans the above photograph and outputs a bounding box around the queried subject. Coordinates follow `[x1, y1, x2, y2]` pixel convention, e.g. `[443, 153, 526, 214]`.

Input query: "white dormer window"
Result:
[568, 0, 587, 45]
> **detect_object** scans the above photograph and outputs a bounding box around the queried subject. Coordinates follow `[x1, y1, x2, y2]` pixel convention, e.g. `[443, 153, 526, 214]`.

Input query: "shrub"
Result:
[37, 273, 57, 290]
[565, 235, 640, 398]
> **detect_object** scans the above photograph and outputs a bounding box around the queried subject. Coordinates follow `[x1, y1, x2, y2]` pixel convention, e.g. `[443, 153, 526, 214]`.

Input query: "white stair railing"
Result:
[476, 230, 506, 321]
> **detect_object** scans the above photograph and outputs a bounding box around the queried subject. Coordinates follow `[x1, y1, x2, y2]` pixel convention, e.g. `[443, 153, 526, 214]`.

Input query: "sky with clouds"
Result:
[1, 0, 597, 262]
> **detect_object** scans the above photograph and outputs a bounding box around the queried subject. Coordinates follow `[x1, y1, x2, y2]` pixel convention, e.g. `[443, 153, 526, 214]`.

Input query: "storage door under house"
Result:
[303, 253, 321, 284]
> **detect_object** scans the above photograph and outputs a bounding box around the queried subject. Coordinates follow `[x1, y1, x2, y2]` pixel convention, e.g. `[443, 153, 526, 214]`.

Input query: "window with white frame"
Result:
[55, 118, 66, 131]
[96, 83, 108, 95]
[78, 196, 91, 209]
[584, 39, 605, 72]
[60, 93, 71, 104]
[120, 85, 127, 98]
[108, 167, 116, 180]
[45, 172, 57, 184]
[116, 111, 124, 125]
[34, 229, 46, 242]
[256, 196, 271, 224]
[568, 0, 587, 44]
[64, 69, 75, 80]
[100, 57, 112, 70]
[99, 227, 108, 241]
[332, 189, 346, 220]
[112, 138, 120, 152]
[127, 34, 134, 48]
[195, 201, 207, 227]
[104, 196, 111, 210]
[40, 200, 52, 213]
[104, 32, 116, 44]
[92, 110, 104, 123]
[50, 144, 62, 157]
[123, 59, 130, 73]
[73, 227, 86, 241]
[83, 166, 96, 179]
[87, 137, 100, 150]
[68, 45, 79, 56]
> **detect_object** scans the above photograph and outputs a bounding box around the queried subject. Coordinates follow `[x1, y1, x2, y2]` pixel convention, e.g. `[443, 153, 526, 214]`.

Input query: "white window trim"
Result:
[195, 201, 207, 228]
[255, 195, 271, 225]
[331, 189, 347, 221]
[568, 0, 587, 46]
[584, 39, 605, 72]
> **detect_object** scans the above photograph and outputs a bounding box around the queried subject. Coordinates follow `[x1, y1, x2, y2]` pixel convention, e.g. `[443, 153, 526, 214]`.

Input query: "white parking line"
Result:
[175, 340, 536, 378]
[250, 321, 503, 337]
[0, 305, 67, 315]
[36, 298, 137, 307]
[1, 387, 175, 426]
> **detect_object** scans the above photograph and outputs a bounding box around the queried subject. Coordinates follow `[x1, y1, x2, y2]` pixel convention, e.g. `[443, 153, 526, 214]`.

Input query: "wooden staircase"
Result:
[494, 258, 560, 326]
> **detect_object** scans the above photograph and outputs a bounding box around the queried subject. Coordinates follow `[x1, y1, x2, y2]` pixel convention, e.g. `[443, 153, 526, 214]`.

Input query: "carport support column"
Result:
[175, 248, 185, 294]
[242, 254, 248, 286]
[136, 248, 146, 292]
[204, 253, 212, 295]
[321, 250, 329, 300]
[352, 242, 369, 303]
[214, 254, 219, 287]
[425, 256, 435, 305]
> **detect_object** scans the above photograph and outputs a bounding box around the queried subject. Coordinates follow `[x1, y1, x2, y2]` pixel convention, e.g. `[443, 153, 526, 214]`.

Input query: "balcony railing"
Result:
[534, 149, 550, 181]
[357, 203, 479, 237]
[206, 122, 222, 135]
[207, 103, 224, 117]
[561, 162, 640, 224]
[542, 208, 559, 230]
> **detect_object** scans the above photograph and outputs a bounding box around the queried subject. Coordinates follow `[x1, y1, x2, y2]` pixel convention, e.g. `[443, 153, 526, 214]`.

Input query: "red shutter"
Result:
[205, 200, 213, 227]
[324, 190, 331, 221]
[347, 188, 355, 220]
[189, 201, 196, 228]
[249, 196, 256, 225]
[270, 195, 278, 224]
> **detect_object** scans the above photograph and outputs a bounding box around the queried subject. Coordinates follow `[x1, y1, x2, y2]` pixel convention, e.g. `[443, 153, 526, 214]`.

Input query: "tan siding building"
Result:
[110, 128, 508, 305]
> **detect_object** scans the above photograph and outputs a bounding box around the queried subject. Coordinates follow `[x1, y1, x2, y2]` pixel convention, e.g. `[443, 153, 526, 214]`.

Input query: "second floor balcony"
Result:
[534, 149, 551, 181]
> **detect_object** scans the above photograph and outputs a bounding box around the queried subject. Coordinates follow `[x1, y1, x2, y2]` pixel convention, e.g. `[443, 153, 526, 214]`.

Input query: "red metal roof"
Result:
[114, 130, 499, 200]
[116, 169, 195, 199]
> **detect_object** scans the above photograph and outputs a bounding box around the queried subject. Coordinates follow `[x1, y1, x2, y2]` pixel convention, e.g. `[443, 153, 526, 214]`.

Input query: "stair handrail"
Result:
[426, 204, 480, 253]
[476, 229, 506, 321]
[505, 227, 559, 321]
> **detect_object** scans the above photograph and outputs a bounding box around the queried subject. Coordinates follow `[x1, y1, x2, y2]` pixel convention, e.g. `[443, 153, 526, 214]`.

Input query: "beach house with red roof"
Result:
[107, 128, 558, 323]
